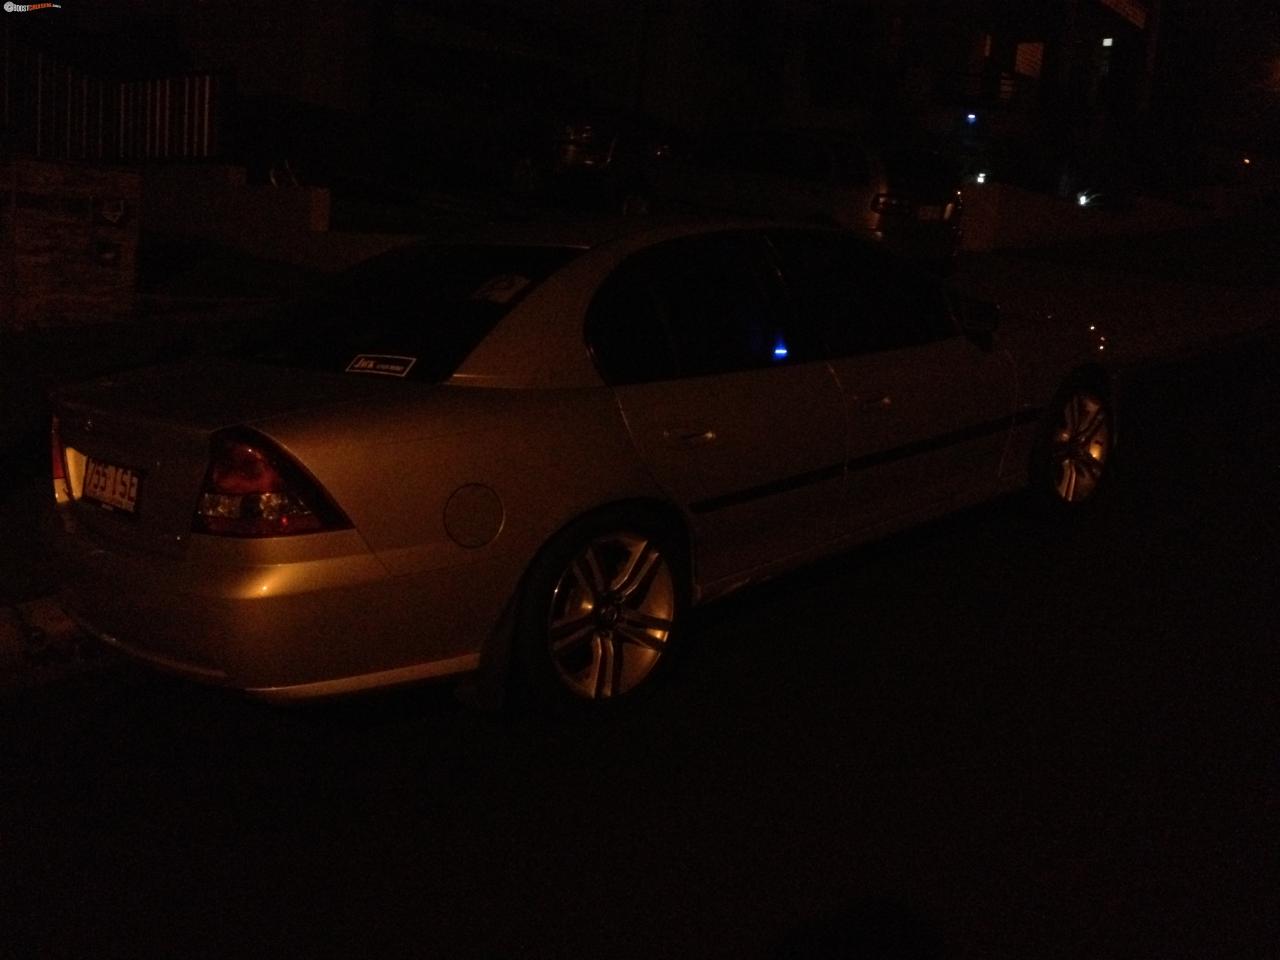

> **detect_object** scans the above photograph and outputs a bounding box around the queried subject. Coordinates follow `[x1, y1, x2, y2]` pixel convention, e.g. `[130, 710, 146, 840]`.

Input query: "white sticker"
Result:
[345, 354, 417, 377]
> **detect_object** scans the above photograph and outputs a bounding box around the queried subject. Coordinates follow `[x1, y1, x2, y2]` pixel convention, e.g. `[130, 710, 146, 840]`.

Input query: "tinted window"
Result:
[767, 230, 956, 356]
[240, 244, 580, 382]
[587, 232, 821, 383]
[585, 265, 679, 385]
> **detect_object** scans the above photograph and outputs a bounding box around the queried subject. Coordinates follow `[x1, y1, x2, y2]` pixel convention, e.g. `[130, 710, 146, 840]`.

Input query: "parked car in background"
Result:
[877, 142, 967, 265]
[533, 109, 687, 216]
[653, 124, 965, 270]
[48, 219, 1116, 715]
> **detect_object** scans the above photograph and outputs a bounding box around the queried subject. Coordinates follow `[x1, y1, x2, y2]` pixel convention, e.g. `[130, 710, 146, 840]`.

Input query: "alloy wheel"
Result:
[1049, 389, 1112, 503]
[545, 532, 676, 699]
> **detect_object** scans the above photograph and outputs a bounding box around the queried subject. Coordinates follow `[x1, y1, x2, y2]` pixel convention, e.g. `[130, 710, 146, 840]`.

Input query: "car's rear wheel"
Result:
[1033, 382, 1115, 507]
[514, 512, 685, 714]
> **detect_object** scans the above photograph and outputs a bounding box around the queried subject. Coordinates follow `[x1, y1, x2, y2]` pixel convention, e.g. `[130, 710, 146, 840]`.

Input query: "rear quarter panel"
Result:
[237, 384, 667, 674]
[252, 384, 666, 580]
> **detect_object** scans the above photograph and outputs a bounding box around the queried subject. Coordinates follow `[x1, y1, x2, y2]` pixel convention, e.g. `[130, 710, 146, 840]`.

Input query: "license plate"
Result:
[82, 457, 141, 514]
[916, 205, 943, 221]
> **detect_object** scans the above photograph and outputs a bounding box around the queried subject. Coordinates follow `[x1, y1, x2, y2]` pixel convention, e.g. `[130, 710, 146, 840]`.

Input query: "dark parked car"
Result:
[654, 124, 964, 269]
[534, 110, 686, 216]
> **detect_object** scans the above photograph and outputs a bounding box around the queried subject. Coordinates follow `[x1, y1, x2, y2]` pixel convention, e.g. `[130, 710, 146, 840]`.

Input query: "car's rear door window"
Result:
[584, 266, 679, 385]
[767, 229, 957, 356]
[587, 232, 824, 384]
[242, 244, 581, 382]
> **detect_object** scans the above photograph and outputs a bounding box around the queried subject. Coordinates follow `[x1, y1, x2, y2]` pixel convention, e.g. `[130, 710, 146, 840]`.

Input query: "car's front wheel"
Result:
[1033, 381, 1115, 507]
[514, 512, 686, 714]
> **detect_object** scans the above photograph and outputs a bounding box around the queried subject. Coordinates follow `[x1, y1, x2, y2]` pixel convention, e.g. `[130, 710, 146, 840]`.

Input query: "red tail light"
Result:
[195, 431, 350, 538]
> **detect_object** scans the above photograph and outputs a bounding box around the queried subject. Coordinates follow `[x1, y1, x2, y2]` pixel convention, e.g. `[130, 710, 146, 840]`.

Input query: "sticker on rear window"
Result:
[470, 274, 531, 304]
[346, 354, 417, 377]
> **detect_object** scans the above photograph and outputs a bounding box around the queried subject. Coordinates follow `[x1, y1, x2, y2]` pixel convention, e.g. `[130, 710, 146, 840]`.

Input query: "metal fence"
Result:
[1, 39, 222, 162]
[116, 74, 220, 160]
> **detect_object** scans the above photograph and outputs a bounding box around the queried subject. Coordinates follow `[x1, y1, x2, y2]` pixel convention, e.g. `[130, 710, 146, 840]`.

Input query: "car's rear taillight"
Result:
[194, 431, 350, 538]
[50, 415, 71, 504]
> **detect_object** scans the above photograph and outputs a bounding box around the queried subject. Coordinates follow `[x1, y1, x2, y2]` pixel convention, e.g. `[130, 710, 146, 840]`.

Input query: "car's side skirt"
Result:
[244, 652, 483, 702]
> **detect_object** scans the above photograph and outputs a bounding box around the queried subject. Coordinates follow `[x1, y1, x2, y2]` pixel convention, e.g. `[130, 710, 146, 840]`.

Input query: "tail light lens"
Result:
[50, 415, 71, 504]
[195, 431, 350, 538]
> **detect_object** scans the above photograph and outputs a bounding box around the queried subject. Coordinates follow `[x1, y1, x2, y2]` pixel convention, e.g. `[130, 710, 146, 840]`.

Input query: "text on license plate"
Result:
[83, 457, 141, 513]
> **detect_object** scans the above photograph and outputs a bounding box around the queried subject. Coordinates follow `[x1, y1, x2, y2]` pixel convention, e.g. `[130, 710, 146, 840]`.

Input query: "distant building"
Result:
[8, 0, 1272, 197]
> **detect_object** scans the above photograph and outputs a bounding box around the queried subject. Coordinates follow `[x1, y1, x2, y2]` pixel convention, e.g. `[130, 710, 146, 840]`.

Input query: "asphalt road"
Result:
[1, 331, 1276, 958]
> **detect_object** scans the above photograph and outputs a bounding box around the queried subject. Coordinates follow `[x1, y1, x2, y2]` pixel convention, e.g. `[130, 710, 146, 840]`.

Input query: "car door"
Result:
[767, 229, 1015, 533]
[586, 231, 847, 585]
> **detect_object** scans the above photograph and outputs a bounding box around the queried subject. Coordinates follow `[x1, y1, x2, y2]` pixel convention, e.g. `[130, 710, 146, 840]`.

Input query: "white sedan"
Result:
[49, 219, 1116, 713]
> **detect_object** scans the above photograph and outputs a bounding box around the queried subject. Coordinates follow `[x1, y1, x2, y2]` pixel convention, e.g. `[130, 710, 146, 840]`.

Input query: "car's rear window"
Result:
[240, 244, 581, 382]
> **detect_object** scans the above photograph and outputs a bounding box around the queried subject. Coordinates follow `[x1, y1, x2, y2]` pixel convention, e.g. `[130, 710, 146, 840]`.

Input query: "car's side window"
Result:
[586, 232, 822, 384]
[585, 261, 679, 386]
[767, 229, 957, 357]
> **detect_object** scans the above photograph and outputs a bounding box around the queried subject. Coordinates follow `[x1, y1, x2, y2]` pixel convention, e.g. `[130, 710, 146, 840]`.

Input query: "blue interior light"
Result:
[966, 113, 977, 124]
[773, 338, 789, 359]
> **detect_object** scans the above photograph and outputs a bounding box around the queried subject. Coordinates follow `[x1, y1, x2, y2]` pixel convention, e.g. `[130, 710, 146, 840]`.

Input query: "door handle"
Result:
[663, 427, 717, 448]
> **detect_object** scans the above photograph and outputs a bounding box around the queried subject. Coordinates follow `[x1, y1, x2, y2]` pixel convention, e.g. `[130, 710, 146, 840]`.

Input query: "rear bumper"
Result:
[52, 511, 506, 699]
